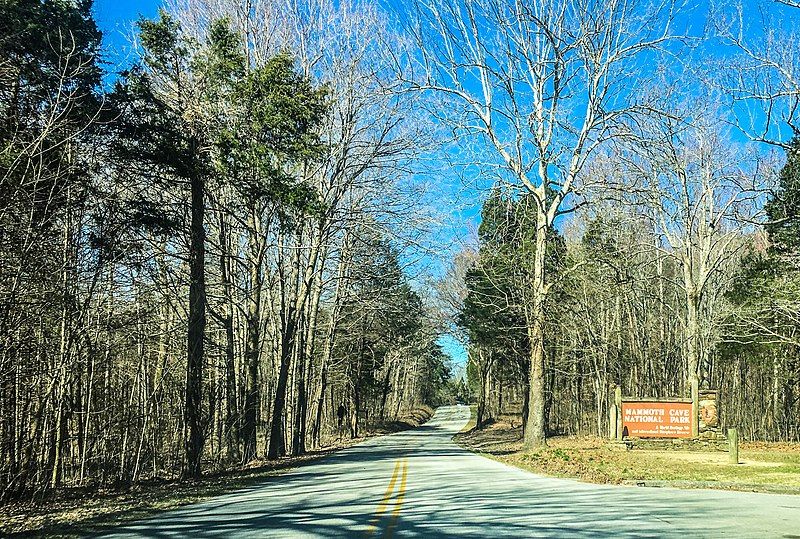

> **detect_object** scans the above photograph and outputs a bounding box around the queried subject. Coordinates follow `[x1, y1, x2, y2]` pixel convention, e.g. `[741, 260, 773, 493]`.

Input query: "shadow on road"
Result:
[97, 407, 800, 538]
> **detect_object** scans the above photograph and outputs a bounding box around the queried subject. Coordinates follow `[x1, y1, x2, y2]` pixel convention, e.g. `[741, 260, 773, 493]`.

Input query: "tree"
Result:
[722, 138, 800, 438]
[218, 53, 328, 462]
[0, 0, 103, 497]
[331, 228, 419, 437]
[766, 138, 800, 259]
[617, 106, 757, 434]
[0, 0, 446, 501]
[716, 1, 800, 148]
[112, 12, 327, 474]
[111, 12, 212, 479]
[459, 186, 565, 430]
[171, 0, 432, 459]
[405, 0, 679, 447]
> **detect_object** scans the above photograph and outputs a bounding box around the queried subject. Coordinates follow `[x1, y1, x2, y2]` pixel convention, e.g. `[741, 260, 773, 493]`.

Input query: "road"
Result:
[106, 405, 800, 538]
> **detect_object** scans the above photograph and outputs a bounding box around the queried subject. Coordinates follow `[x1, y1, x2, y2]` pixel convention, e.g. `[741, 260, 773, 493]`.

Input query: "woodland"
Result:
[2, 0, 800, 502]
[0, 0, 449, 499]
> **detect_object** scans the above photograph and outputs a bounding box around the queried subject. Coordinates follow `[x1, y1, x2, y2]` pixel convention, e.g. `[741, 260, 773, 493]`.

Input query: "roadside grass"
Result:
[453, 413, 800, 494]
[1, 407, 433, 538]
[459, 405, 478, 433]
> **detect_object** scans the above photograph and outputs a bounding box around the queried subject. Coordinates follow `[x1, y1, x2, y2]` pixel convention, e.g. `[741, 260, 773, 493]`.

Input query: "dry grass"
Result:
[459, 405, 478, 433]
[0, 407, 433, 538]
[454, 415, 800, 494]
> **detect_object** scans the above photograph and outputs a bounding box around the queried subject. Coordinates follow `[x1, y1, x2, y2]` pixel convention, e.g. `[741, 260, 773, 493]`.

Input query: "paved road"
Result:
[106, 405, 800, 538]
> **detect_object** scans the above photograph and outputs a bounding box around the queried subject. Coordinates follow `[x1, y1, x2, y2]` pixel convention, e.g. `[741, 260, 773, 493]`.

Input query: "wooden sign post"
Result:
[728, 428, 739, 464]
[691, 378, 699, 438]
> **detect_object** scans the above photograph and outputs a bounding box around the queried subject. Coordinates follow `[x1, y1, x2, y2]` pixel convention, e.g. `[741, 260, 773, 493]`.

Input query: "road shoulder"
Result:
[1, 407, 433, 538]
[452, 411, 800, 495]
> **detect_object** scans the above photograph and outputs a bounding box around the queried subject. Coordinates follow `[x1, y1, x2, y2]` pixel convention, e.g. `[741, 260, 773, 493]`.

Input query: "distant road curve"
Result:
[105, 405, 800, 538]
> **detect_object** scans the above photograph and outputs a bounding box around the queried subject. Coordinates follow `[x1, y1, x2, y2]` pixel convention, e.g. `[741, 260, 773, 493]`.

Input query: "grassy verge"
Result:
[459, 405, 478, 433]
[453, 412, 800, 494]
[1, 407, 433, 538]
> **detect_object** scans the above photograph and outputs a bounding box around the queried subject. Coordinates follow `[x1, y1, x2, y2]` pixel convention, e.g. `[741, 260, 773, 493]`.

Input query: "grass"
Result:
[459, 405, 478, 433]
[0, 407, 433, 538]
[453, 412, 800, 494]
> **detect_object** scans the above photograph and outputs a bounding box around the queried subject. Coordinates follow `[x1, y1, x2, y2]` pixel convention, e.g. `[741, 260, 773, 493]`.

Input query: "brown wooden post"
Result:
[728, 428, 739, 464]
[614, 386, 623, 440]
[690, 378, 699, 438]
[609, 404, 618, 440]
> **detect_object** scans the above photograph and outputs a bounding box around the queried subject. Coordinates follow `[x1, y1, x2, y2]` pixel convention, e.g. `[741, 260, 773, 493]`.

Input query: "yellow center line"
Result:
[366, 459, 402, 534]
[383, 459, 408, 539]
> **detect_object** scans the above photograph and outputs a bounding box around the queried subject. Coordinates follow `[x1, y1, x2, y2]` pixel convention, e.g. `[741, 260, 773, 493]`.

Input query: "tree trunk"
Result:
[184, 169, 206, 479]
[217, 211, 239, 461]
[292, 327, 307, 457]
[350, 386, 360, 439]
[312, 361, 327, 447]
[268, 309, 295, 460]
[242, 256, 262, 462]
[475, 348, 492, 429]
[524, 219, 548, 449]
[379, 362, 393, 422]
[311, 236, 348, 446]
[684, 275, 701, 438]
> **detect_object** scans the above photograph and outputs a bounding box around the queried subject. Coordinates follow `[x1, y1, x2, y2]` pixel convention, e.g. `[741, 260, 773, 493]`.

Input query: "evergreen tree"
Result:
[766, 138, 800, 262]
[459, 186, 565, 429]
[110, 12, 328, 476]
[721, 138, 800, 439]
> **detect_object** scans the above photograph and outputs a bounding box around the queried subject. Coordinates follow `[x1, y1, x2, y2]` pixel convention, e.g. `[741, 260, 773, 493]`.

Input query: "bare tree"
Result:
[404, 0, 680, 446]
[617, 103, 762, 434]
[169, 0, 437, 458]
[716, 1, 800, 147]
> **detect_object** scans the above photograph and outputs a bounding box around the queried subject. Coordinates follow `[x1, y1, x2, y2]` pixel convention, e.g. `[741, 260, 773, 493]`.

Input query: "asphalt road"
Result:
[105, 405, 800, 538]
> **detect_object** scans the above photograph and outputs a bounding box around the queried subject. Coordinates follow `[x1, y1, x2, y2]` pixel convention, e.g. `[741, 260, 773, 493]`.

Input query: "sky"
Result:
[90, 0, 796, 373]
[93, 0, 160, 70]
[91, 0, 474, 369]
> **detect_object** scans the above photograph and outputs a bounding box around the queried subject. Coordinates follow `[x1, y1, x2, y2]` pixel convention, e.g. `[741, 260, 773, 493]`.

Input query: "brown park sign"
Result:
[621, 400, 692, 438]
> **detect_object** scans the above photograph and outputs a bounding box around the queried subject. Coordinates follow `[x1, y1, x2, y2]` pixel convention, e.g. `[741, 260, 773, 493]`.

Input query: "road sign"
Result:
[621, 400, 693, 438]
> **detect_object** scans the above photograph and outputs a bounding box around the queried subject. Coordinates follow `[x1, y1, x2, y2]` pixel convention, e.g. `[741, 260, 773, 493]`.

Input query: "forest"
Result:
[435, 2, 800, 447]
[2, 0, 800, 504]
[0, 0, 450, 499]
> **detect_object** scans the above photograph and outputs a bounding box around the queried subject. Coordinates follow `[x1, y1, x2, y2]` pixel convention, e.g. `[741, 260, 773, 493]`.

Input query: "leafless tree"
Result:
[715, 0, 800, 146]
[169, 0, 438, 458]
[616, 101, 763, 434]
[403, 0, 681, 446]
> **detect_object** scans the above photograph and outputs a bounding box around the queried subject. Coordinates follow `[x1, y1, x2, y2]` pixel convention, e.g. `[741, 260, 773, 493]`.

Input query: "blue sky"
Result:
[94, 0, 160, 70]
[91, 0, 795, 373]
[94, 0, 159, 36]
[92, 0, 474, 369]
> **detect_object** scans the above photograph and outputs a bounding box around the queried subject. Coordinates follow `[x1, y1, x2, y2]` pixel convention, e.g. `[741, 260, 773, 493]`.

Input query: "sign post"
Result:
[609, 404, 618, 439]
[614, 386, 622, 441]
[691, 379, 699, 438]
[728, 428, 739, 464]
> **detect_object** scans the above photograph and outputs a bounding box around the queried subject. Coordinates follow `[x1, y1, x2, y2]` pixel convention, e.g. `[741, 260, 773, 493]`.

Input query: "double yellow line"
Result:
[366, 457, 408, 537]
